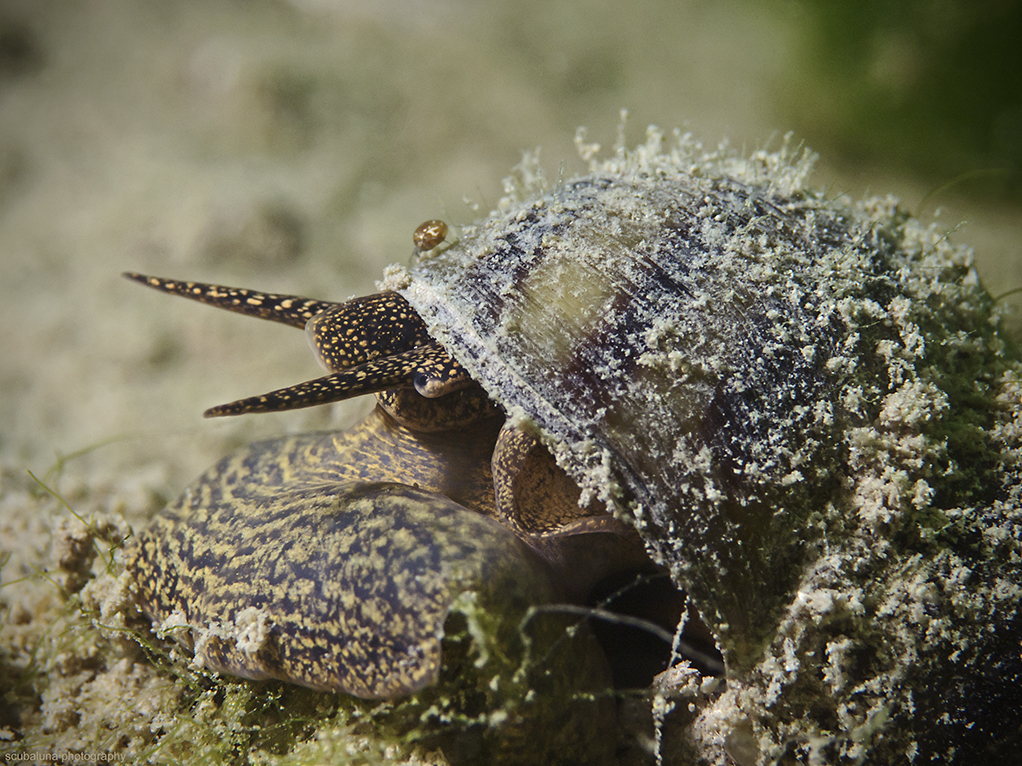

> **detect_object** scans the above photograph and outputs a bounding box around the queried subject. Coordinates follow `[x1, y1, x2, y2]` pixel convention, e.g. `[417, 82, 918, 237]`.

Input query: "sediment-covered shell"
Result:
[382, 129, 1022, 763]
[392, 139, 849, 665]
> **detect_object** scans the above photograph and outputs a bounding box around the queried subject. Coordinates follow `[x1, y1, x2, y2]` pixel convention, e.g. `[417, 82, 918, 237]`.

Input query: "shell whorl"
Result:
[397, 171, 849, 651]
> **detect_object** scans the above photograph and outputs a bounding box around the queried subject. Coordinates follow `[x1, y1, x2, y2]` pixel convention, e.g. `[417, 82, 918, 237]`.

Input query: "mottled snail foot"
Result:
[130, 475, 555, 697]
[126, 471, 617, 763]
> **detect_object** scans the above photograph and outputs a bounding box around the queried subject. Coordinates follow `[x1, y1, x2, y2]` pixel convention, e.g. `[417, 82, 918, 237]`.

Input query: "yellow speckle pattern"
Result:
[200, 342, 464, 417]
[125, 272, 477, 417]
[306, 292, 431, 371]
[122, 272, 337, 328]
[125, 407, 557, 699]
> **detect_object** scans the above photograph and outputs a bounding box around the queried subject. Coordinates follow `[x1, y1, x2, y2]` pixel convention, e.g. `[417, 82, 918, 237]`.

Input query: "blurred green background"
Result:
[785, 0, 1021, 199]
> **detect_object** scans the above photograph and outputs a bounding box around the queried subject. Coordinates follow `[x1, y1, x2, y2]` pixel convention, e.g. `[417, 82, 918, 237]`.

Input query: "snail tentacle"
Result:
[125, 273, 476, 417]
[122, 272, 339, 327]
[203, 342, 469, 417]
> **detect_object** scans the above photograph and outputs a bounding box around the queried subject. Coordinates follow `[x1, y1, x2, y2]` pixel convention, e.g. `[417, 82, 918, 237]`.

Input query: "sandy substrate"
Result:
[1, 1, 1019, 764]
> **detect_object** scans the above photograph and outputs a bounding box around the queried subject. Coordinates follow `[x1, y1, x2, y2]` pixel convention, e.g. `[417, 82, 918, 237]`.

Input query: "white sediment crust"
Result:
[396, 128, 1022, 763]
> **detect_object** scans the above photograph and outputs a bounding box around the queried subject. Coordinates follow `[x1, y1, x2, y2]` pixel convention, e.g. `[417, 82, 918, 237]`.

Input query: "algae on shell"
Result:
[392, 128, 1022, 764]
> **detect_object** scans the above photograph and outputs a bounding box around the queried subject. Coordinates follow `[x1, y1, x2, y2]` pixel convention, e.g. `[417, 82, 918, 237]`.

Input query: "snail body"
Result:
[125, 128, 1022, 764]
[127, 403, 641, 700]
[131, 420, 545, 699]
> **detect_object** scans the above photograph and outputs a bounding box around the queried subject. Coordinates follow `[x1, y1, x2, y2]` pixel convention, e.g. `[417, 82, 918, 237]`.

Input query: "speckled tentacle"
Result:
[122, 272, 340, 327]
[204, 342, 469, 417]
[125, 274, 477, 417]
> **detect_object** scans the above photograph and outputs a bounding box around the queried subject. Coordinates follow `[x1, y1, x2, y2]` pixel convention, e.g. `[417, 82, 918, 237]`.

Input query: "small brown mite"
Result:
[413, 219, 448, 251]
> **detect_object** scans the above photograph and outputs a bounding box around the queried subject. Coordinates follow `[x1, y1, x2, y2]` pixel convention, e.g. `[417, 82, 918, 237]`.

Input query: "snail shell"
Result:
[392, 163, 839, 665]
[382, 132, 1022, 761]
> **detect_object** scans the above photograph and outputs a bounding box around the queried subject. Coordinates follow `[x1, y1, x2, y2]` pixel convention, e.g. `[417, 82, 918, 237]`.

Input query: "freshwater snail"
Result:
[124, 128, 1022, 764]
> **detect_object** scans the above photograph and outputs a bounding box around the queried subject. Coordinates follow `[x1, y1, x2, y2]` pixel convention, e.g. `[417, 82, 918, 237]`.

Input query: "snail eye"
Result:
[413, 219, 448, 252]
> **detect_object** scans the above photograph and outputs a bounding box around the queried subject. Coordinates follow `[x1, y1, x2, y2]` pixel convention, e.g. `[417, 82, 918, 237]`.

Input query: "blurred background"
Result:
[0, 0, 1019, 495]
